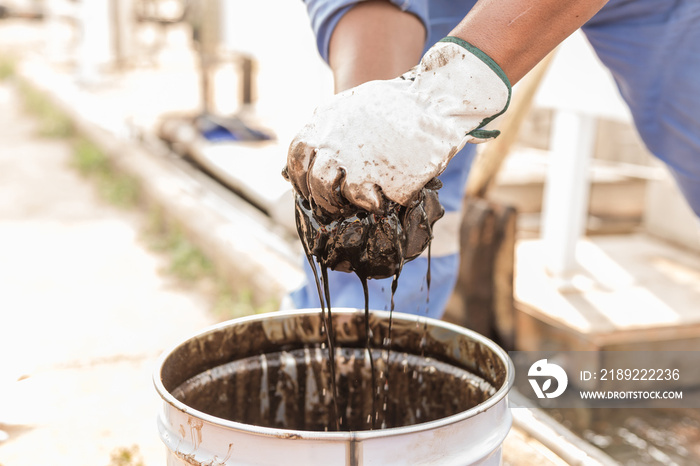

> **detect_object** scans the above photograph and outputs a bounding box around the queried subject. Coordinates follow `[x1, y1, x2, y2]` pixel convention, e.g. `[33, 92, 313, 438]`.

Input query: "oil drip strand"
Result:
[293, 179, 444, 431]
[299, 235, 341, 430]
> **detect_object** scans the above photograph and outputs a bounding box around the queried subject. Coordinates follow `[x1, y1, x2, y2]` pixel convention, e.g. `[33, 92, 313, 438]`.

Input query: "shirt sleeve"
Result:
[302, 0, 429, 62]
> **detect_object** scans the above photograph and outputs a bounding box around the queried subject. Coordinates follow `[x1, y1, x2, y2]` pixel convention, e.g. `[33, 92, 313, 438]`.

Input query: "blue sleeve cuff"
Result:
[303, 0, 429, 63]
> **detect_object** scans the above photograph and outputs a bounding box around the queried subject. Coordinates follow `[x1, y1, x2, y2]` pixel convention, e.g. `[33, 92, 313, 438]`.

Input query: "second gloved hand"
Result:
[285, 37, 511, 215]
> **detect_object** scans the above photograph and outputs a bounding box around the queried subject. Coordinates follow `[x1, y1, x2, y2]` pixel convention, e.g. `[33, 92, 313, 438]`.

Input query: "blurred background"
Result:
[0, 1, 699, 465]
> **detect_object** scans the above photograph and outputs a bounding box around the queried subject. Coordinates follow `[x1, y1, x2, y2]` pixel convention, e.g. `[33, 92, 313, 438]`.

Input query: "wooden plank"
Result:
[445, 197, 517, 350]
[515, 235, 700, 355]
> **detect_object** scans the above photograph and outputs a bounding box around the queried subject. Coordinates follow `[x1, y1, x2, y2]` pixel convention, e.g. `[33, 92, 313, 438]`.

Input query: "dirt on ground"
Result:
[0, 77, 214, 465]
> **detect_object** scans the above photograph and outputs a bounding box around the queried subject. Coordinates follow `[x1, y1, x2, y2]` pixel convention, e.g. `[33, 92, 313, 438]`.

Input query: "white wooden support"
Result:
[77, 0, 113, 85]
[113, 0, 135, 69]
[220, 0, 238, 53]
[541, 109, 596, 280]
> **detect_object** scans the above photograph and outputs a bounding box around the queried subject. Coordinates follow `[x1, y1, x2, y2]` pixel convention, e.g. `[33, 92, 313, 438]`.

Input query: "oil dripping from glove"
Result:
[293, 177, 444, 280]
[292, 178, 444, 431]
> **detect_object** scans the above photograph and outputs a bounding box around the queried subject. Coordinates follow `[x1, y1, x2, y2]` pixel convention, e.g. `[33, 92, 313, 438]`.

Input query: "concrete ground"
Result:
[0, 79, 215, 465]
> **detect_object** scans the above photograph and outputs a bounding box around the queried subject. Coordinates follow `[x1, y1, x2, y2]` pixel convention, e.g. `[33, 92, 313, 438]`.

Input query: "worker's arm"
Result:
[328, 0, 426, 92]
[285, 0, 608, 214]
[328, 0, 607, 88]
[451, 0, 608, 84]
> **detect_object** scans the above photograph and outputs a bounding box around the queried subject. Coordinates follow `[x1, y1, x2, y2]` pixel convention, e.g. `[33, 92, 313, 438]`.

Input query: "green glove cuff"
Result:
[439, 36, 512, 138]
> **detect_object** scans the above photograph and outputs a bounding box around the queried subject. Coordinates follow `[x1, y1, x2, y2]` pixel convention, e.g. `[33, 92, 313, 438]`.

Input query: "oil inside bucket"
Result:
[172, 347, 495, 431]
[162, 311, 507, 433]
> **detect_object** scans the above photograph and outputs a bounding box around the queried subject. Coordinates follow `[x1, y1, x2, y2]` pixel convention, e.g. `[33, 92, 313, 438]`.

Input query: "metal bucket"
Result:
[154, 309, 514, 465]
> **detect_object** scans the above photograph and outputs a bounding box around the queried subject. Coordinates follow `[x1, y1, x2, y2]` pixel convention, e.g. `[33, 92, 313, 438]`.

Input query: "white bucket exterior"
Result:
[154, 309, 514, 466]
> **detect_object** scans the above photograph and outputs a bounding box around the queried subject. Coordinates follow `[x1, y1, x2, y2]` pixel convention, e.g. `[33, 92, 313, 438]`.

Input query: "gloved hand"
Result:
[285, 37, 511, 215]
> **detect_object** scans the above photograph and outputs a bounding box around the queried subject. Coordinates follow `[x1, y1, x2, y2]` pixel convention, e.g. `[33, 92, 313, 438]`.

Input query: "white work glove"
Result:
[285, 37, 511, 215]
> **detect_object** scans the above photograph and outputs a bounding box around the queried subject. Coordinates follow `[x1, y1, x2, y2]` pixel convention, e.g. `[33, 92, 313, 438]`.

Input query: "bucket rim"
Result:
[153, 308, 515, 441]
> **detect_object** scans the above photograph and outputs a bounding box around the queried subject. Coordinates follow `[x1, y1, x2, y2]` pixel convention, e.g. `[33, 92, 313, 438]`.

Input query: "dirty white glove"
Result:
[285, 37, 511, 214]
